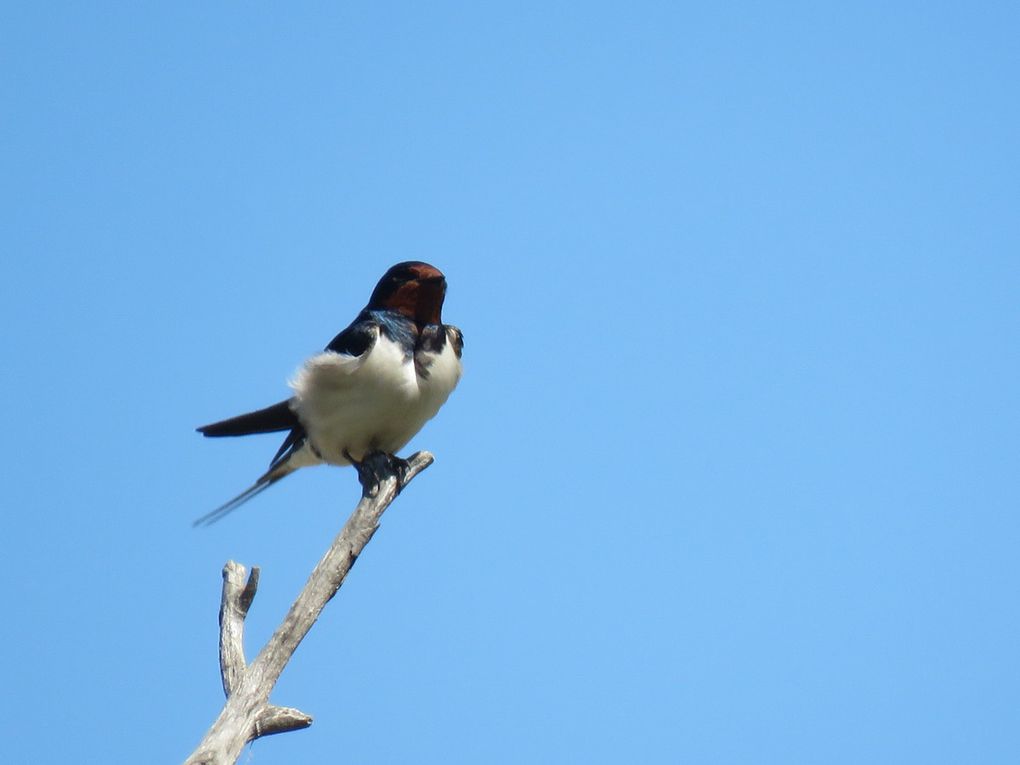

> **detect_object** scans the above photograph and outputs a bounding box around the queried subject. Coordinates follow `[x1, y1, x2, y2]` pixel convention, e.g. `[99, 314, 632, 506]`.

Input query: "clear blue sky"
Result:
[3, 3, 1018, 763]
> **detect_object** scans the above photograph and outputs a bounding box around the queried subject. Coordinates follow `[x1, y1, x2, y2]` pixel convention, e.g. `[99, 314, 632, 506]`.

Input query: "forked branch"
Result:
[184, 451, 435, 765]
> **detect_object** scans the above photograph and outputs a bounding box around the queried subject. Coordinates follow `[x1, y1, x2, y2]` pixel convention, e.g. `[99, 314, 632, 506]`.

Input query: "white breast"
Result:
[289, 330, 461, 465]
[416, 332, 462, 418]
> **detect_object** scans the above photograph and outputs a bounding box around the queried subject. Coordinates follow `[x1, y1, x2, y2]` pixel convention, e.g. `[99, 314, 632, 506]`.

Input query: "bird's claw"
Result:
[345, 450, 411, 494]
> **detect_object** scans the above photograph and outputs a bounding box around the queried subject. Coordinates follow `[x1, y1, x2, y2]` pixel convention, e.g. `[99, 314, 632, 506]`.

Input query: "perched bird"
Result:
[194, 261, 463, 525]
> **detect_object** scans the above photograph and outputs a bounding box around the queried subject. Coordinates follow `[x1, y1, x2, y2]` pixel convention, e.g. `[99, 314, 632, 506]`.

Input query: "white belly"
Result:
[289, 332, 461, 465]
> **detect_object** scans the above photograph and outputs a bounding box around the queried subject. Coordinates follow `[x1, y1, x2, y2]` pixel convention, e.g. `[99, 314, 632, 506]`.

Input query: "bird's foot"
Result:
[390, 454, 412, 489]
[344, 450, 411, 495]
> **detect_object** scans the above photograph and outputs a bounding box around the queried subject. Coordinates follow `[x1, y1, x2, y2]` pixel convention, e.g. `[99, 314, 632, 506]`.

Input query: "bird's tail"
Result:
[192, 462, 296, 527]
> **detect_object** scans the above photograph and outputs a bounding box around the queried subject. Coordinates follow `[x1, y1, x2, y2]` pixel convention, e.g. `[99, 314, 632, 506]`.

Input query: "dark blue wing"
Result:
[325, 314, 378, 356]
[197, 399, 298, 437]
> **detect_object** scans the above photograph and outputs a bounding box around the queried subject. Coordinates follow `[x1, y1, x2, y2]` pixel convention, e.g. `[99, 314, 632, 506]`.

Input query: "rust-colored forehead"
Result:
[407, 262, 444, 281]
[368, 262, 447, 324]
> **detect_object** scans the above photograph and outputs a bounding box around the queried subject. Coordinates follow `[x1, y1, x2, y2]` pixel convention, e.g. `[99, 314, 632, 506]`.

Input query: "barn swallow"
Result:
[194, 261, 463, 525]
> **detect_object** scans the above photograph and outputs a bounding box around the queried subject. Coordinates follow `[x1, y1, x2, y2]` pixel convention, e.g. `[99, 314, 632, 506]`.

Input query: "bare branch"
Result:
[255, 705, 314, 736]
[218, 562, 258, 697]
[184, 451, 435, 765]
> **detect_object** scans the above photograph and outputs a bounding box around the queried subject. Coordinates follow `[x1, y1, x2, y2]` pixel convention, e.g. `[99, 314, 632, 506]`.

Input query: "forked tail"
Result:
[192, 463, 295, 527]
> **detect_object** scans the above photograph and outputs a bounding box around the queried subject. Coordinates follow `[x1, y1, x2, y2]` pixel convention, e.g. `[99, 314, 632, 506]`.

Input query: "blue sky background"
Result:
[3, 2, 1018, 763]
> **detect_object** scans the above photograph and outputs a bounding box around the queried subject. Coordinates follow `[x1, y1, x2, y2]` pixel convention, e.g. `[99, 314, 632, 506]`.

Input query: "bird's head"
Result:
[367, 261, 448, 325]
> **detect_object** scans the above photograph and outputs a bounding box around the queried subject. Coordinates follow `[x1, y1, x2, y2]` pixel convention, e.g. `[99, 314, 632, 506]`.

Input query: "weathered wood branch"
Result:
[218, 561, 257, 697]
[184, 451, 435, 765]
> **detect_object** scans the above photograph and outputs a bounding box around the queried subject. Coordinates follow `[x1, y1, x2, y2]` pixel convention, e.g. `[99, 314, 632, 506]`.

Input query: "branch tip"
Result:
[255, 705, 314, 737]
[239, 567, 260, 613]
